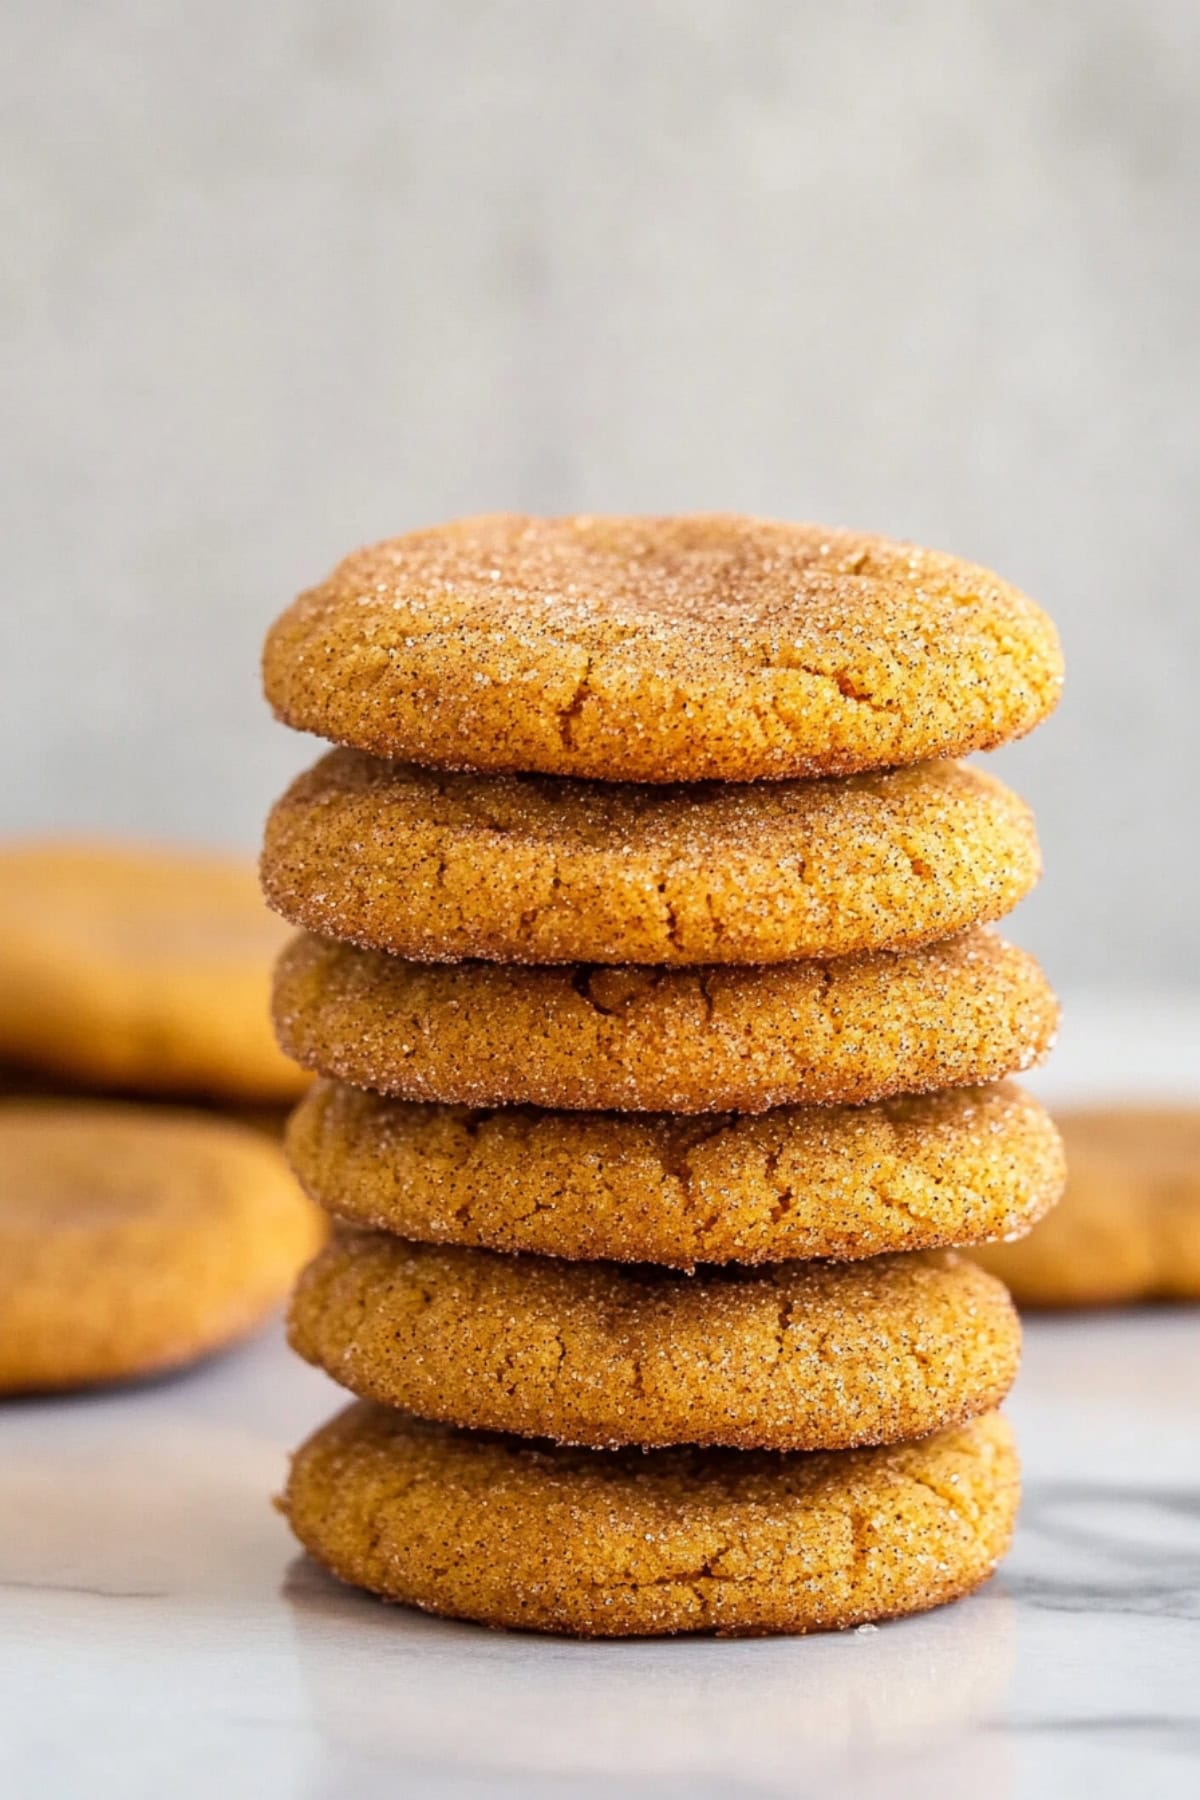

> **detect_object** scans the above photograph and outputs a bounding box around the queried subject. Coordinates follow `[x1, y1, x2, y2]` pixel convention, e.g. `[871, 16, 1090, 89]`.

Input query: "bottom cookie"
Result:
[281, 1403, 1018, 1638]
[975, 1104, 1200, 1306]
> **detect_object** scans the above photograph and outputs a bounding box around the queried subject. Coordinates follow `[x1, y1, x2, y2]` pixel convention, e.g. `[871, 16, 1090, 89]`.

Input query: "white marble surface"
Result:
[2, 1001, 1198, 1799]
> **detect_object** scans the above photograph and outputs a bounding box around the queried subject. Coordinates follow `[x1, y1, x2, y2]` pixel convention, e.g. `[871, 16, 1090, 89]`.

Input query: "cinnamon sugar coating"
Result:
[287, 1078, 1064, 1266]
[262, 514, 1063, 783]
[289, 1235, 1019, 1453]
[281, 1403, 1019, 1636]
[272, 926, 1059, 1113]
[262, 751, 1040, 965]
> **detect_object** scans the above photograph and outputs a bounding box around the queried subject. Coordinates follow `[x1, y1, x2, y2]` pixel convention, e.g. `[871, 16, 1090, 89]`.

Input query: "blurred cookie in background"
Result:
[0, 1100, 326, 1393]
[0, 840, 309, 1101]
[974, 1105, 1200, 1307]
[0, 1064, 290, 1137]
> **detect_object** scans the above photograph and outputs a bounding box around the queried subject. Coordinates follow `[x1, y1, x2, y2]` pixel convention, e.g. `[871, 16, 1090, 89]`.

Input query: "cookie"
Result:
[0, 1065, 290, 1138]
[289, 1235, 1019, 1452]
[273, 926, 1058, 1113]
[288, 1079, 1064, 1267]
[0, 1101, 326, 1392]
[0, 840, 309, 1100]
[974, 1104, 1200, 1306]
[262, 751, 1040, 966]
[263, 515, 1062, 784]
[281, 1403, 1019, 1636]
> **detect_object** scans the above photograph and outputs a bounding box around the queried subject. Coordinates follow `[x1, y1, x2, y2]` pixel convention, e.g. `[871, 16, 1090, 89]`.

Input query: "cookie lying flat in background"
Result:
[975, 1104, 1200, 1306]
[0, 1100, 326, 1392]
[0, 839, 309, 1101]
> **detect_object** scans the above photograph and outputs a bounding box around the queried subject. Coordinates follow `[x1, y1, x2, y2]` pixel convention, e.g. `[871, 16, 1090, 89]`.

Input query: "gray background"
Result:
[3, 0, 1197, 991]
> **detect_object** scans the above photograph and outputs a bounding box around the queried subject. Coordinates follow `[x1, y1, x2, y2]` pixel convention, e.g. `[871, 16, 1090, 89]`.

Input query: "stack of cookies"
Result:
[262, 514, 1065, 1637]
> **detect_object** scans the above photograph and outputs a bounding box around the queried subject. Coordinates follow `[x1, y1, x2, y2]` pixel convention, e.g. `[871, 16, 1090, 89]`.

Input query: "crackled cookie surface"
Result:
[289, 1235, 1019, 1451]
[0, 840, 309, 1100]
[262, 751, 1040, 965]
[0, 1101, 326, 1392]
[282, 1403, 1019, 1636]
[975, 1105, 1200, 1306]
[263, 514, 1062, 783]
[288, 1079, 1064, 1266]
[273, 927, 1059, 1113]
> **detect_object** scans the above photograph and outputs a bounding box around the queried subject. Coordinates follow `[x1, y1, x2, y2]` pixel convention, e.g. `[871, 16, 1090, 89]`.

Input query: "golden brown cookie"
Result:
[262, 515, 1063, 783]
[289, 1235, 1019, 1452]
[974, 1104, 1200, 1306]
[263, 751, 1040, 966]
[281, 1403, 1019, 1636]
[288, 1079, 1064, 1267]
[0, 1101, 327, 1392]
[273, 927, 1058, 1113]
[0, 839, 309, 1101]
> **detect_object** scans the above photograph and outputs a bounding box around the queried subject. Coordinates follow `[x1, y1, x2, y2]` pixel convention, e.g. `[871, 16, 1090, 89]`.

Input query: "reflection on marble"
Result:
[1, 1010, 1198, 1798]
[281, 1551, 1016, 1794]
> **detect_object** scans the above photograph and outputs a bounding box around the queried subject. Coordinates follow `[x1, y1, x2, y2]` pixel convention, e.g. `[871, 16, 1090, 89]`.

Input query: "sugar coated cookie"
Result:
[974, 1104, 1200, 1306]
[287, 1078, 1064, 1266]
[282, 1403, 1019, 1636]
[0, 1101, 326, 1391]
[272, 927, 1059, 1113]
[0, 839, 309, 1100]
[263, 514, 1063, 783]
[262, 751, 1040, 965]
[289, 1235, 1019, 1452]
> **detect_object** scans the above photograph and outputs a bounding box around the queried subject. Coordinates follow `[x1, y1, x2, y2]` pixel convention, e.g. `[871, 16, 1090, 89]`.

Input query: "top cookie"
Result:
[0, 839, 309, 1101]
[263, 514, 1063, 783]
